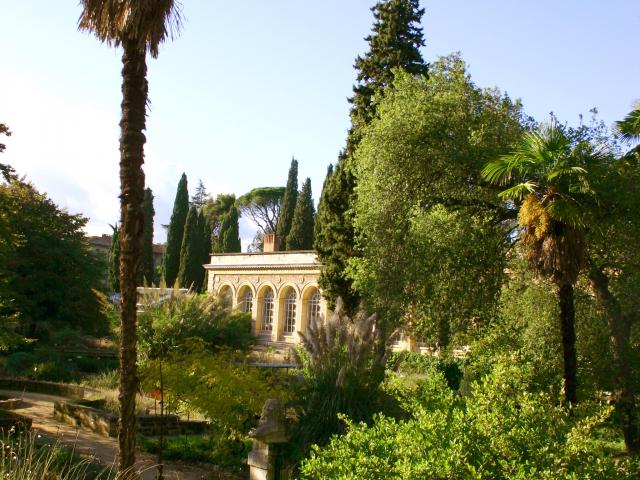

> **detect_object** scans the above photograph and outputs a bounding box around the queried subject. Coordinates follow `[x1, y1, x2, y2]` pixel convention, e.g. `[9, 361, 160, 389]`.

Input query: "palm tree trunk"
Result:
[558, 283, 578, 405]
[589, 267, 639, 456]
[117, 39, 148, 474]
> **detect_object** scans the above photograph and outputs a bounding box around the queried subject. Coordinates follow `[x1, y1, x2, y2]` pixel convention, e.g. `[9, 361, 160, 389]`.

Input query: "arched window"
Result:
[219, 286, 232, 309]
[284, 290, 297, 334]
[241, 289, 253, 313]
[308, 291, 322, 327]
[261, 289, 274, 332]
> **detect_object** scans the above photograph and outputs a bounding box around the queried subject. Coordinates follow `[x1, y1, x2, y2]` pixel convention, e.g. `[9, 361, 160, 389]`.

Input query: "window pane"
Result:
[284, 290, 297, 334]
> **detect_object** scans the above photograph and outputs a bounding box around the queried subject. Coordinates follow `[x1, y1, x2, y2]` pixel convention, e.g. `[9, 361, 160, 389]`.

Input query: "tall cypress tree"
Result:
[197, 210, 210, 292]
[141, 187, 155, 285]
[163, 173, 189, 287]
[177, 206, 201, 290]
[316, 0, 427, 314]
[276, 157, 298, 250]
[287, 178, 315, 250]
[217, 206, 241, 253]
[109, 224, 120, 293]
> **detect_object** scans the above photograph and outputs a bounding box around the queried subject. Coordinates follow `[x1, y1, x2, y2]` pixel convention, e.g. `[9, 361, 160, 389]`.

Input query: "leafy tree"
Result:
[191, 179, 209, 209]
[78, 0, 182, 472]
[0, 176, 107, 337]
[109, 224, 121, 293]
[351, 56, 524, 345]
[236, 187, 285, 234]
[141, 187, 155, 285]
[217, 206, 241, 253]
[163, 173, 189, 287]
[482, 122, 607, 405]
[276, 158, 299, 250]
[586, 149, 640, 455]
[286, 177, 315, 250]
[0, 123, 14, 181]
[316, 0, 428, 314]
[177, 206, 202, 290]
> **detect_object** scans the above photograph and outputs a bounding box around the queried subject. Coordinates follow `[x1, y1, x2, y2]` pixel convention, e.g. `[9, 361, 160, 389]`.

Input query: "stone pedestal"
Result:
[248, 399, 289, 480]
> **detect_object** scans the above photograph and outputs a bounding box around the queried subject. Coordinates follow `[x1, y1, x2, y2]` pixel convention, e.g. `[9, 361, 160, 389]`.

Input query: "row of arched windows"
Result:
[219, 285, 322, 338]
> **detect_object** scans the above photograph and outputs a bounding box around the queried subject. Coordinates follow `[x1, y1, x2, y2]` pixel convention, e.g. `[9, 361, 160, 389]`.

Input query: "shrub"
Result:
[388, 351, 465, 390]
[292, 298, 389, 453]
[300, 361, 640, 479]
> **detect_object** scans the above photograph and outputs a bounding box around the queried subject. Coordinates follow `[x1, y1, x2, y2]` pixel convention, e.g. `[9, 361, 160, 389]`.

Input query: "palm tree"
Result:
[616, 103, 640, 146]
[482, 122, 603, 405]
[78, 1, 181, 473]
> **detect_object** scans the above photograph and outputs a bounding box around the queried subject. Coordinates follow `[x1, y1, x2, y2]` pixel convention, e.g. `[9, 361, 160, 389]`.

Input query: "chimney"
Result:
[263, 233, 280, 252]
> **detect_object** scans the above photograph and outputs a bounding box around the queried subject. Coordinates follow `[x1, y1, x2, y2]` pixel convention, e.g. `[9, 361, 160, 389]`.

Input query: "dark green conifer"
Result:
[163, 173, 189, 287]
[276, 158, 298, 250]
[109, 224, 120, 292]
[316, 0, 427, 313]
[177, 206, 201, 290]
[197, 210, 211, 292]
[286, 178, 315, 250]
[217, 206, 241, 253]
[141, 187, 155, 285]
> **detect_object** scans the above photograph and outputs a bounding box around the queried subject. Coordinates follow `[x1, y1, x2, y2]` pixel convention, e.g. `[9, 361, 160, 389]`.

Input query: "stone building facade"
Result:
[204, 235, 327, 346]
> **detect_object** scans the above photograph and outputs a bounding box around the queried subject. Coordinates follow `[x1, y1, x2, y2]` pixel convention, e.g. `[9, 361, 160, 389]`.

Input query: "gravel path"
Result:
[0, 390, 233, 480]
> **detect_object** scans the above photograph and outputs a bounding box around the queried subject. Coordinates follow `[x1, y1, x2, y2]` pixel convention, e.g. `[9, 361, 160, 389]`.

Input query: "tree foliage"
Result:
[217, 206, 241, 253]
[351, 55, 525, 343]
[286, 177, 315, 250]
[163, 173, 189, 287]
[236, 187, 285, 234]
[202, 193, 236, 251]
[191, 179, 209, 210]
[316, 0, 429, 314]
[276, 158, 299, 250]
[0, 176, 108, 337]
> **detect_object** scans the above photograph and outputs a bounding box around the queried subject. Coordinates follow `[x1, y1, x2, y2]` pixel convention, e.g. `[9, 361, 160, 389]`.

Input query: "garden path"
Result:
[0, 390, 232, 480]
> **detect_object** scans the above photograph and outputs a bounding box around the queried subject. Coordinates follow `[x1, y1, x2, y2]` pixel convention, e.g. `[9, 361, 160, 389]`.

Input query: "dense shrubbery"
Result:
[139, 434, 251, 469]
[300, 362, 640, 479]
[3, 349, 117, 383]
[388, 351, 465, 391]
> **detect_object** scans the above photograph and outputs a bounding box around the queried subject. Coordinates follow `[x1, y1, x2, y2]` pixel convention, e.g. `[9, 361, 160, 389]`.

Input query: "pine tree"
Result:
[287, 178, 315, 250]
[276, 157, 298, 250]
[177, 206, 201, 290]
[316, 0, 427, 314]
[163, 173, 189, 287]
[191, 179, 208, 210]
[141, 187, 155, 285]
[109, 224, 120, 293]
[217, 206, 241, 253]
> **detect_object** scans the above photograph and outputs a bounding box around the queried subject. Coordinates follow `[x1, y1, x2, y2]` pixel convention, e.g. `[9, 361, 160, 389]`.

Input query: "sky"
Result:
[2, 1, 638, 248]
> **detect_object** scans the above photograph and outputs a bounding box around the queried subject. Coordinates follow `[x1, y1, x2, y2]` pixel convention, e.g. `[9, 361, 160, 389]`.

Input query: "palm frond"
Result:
[615, 105, 640, 145]
[498, 182, 537, 201]
[78, 0, 183, 57]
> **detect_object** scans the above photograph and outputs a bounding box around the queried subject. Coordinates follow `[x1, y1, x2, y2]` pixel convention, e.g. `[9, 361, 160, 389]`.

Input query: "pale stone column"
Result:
[294, 296, 304, 343]
[271, 296, 282, 342]
[251, 293, 259, 336]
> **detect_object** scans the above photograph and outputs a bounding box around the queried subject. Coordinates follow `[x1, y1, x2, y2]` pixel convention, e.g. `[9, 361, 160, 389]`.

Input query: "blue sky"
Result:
[1, 1, 638, 247]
